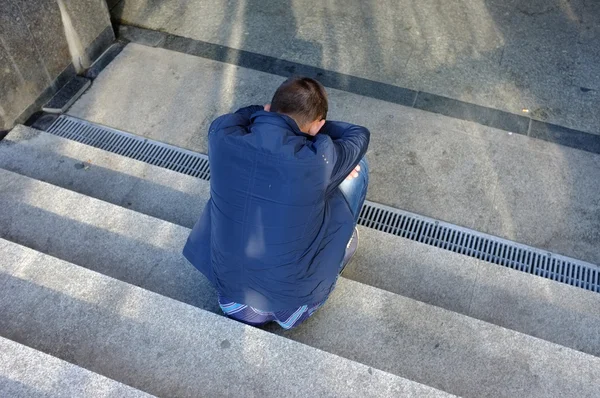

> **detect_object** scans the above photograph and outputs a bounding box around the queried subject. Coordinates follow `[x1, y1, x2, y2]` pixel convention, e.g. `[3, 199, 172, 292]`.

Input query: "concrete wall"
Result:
[0, 0, 114, 131]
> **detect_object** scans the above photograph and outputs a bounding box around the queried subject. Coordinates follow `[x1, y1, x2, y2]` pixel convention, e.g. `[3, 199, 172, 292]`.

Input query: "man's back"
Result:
[211, 108, 338, 302]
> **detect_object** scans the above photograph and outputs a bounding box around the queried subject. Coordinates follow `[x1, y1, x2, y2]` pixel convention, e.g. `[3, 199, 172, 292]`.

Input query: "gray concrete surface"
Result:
[67, 44, 600, 265]
[2, 126, 600, 358]
[0, 167, 217, 314]
[0, 125, 209, 228]
[58, 0, 114, 68]
[273, 278, 600, 398]
[0, 0, 113, 130]
[1, 170, 600, 397]
[111, 0, 600, 135]
[344, 227, 600, 358]
[68, 44, 284, 152]
[0, 336, 152, 398]
[0, 239, 452, 398]
[0, 1, 65, 130]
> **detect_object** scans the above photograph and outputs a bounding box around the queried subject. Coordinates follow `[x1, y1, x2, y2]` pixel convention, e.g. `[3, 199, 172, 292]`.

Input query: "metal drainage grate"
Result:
[46, 115, 600, 294]
[47, 115, 210, 180]
[358, 202, 599, 293]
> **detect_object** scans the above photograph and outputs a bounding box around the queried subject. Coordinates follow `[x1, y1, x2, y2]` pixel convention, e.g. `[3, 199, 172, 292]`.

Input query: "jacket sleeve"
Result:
[234, 105, 264, 119]
[209, 105, 264, 136]
[321, 121, 370, 195]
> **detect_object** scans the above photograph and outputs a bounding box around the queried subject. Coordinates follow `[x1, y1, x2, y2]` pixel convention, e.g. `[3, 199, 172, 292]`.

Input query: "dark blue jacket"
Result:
[183, 106, 370, 311]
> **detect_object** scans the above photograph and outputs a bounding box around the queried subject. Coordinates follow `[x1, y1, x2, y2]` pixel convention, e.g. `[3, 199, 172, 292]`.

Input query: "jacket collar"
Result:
[250, 111, 313, 139]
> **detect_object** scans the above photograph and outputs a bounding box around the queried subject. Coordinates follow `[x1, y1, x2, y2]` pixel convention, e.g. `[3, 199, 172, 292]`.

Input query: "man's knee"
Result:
[358, 158, 369, 185]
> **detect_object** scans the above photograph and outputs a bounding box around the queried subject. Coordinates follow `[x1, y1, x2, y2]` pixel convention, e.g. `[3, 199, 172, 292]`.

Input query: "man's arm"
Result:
[209, 105, 264, 136]
[321, 121, 370, 195]
[234, 105, 264, 119]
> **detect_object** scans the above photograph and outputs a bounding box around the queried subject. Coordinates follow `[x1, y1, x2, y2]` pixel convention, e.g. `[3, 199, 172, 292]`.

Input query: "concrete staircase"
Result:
[1, 238, 444, 397]
[1, 34, 600, 398]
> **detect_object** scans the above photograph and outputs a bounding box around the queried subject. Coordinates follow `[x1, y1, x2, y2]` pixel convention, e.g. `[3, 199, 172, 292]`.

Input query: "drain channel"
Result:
[359, 201, 599, 292]
[46, 115, 600, 294]
[47, 116, 210, 180]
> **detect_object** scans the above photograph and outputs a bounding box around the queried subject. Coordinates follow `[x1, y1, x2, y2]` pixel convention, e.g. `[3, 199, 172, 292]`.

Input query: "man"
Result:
[183, 77, 370, 329]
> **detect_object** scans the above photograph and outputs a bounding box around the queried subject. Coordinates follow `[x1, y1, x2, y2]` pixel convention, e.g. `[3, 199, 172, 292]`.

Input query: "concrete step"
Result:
[66, 42, 600, 266]
[0, 125, 209, 229]
[2, 124, 599, 359]
[0, 336, 154, 398]
[0, 168, 599, 398]
[0, 239, 446, 398]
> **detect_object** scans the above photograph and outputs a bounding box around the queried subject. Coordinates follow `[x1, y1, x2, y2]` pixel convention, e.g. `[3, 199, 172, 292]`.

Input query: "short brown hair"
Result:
[270, 77, 328, 127]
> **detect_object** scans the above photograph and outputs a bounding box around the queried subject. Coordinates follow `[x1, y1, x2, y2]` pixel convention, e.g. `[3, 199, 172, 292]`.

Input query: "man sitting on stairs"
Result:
[183, 77, 370, 329]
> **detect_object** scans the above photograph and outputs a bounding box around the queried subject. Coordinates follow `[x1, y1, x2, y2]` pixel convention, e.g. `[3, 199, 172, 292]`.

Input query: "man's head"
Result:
[270, 77, 328, 136]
